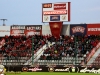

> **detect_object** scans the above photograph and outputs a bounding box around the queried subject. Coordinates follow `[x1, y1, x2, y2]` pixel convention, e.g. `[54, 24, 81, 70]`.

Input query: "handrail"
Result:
[86, 42, 100, 62]
[81, 42, 100, 65]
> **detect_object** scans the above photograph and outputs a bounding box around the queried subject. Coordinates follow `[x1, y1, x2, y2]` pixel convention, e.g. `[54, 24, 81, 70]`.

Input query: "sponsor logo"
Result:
[11, 26, 25, 29]
[22, 67, 28, 72]
[61, 15, 66, 20]
[80, 67, 100, 74]
[71, 67, 75, 72]
[48, 67, 54, 72]
[11, 30, 24, 34]
[72, 26, 85, 33]
[44, 16, 49, 21]
[69, 67, 79, 72]
[11, 34, 25, 36]
[27, 31, 40, 35]
[43, 10, 67, 15]
[53, 23, 59, 28]
[26, 26, 41, 30]
[43, 3, 52, 8]
[55, 68, 69, 72]
[28, 67, 42, 72]
[88, 28, 100, 31]
[54, 4, 66, 10]
[50, 16, 60, 21]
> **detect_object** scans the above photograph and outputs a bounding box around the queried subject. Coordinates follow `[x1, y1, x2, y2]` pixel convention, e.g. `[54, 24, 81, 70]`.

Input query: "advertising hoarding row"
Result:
[0, 24, 100, 36]
[10, 25, 42, 36]
[0, 25, 42, 36]
[4, 66, 100, 73]
[22, 66, 100, 73]
[70, 24, 100, 35]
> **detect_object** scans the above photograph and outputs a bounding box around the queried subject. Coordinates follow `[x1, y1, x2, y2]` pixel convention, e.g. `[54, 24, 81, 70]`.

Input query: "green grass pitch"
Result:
[6, 72, 100, 75]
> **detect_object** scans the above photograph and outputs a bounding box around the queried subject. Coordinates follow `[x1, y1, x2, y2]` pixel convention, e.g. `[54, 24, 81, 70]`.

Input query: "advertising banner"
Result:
[22, 67, 100, 73]
[79, 67, 100, 73]
[25, 25, 42, 36]
[22, 67, 78, 72]
[10, 25, 25, 36]
[22, 67, 44, 72]
[50, 15, 60, 21]
[48, 67, 79, 72]
[87, 24, 100, 35]
[70, 24, 87, 36]
[0, 26, 10, 36]
[42, 2, 70, 22]
[5, 66, 100, 74]
[49, 22, 63, 38]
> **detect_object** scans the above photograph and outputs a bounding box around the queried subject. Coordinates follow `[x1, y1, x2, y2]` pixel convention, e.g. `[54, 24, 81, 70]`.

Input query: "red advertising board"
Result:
[54, 3, 66, 10]
[25, 25, 42, 36]
[49, 22, 63, 38]
[10, 25, 25, 36]
[87, 24, 100, 35]
[10, 25, 42, 36]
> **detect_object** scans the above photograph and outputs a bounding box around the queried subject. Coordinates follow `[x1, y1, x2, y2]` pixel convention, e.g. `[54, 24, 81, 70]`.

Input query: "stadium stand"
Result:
[38, 35, 100, 65]
[0, 35, 100, 66]
[0, 35, 46, 65]
[92, 53, 100, 67]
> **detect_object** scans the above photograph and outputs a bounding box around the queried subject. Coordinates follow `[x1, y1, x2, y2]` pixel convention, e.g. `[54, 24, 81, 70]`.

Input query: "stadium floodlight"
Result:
[0, 19, 7, 26]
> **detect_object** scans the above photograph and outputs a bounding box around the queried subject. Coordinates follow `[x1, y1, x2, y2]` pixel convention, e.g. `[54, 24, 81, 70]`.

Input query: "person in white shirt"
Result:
[0, 65, 6, 75]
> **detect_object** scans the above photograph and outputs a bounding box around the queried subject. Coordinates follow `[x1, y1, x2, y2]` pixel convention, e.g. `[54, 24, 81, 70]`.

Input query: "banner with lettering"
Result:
[87, 24, 100, 35]
[49, 22, 63, 38]
[0, 26, 10, 36]
[10, 25, 25, 36]
[25, 25, 42, 36]
[70, 24, 87, 36]
[5, 66, 100, 73]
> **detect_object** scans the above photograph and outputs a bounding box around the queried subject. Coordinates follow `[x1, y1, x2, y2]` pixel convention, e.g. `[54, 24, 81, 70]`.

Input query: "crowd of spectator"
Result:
[0, 35, 46, 59]
[0, 34, 100, 65]
[40, 35, 100, 60]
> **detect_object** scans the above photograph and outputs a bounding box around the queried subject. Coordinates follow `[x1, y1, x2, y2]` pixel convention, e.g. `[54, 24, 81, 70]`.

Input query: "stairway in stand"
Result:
[87, 42, 100, 65]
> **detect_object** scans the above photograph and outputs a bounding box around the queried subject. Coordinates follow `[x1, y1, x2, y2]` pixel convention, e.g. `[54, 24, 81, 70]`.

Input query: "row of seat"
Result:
[61, 57, 84, 60]
[0, 60, 27, 62]
[1, 57, 29, 59]
[1, 63, 24, 65]
[39, 35, 100, 66]
[92, 53, 100, 66]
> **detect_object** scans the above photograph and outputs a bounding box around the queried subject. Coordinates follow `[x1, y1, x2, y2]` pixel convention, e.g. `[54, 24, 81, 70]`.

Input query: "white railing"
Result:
[24, 42, 55, 65]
